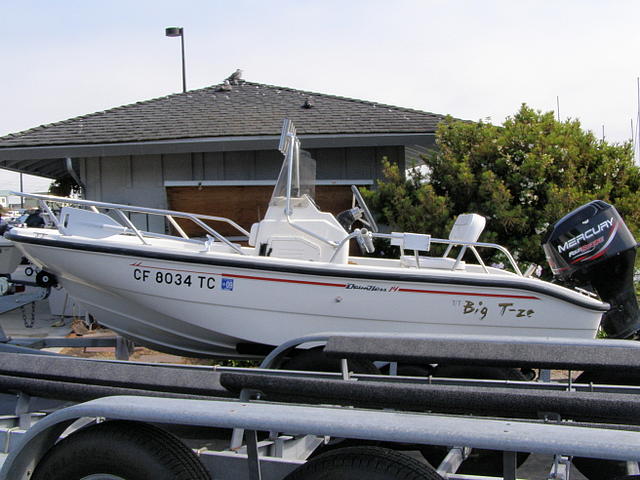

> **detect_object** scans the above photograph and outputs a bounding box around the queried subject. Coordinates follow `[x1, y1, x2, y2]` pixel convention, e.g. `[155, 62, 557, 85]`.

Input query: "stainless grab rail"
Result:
[11, 192, 250, 255]
[13, 192, 523, 274]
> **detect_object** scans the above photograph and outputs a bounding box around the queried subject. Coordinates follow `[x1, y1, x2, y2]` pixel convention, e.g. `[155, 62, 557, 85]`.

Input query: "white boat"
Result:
[0, 237, 22, 276]
[6, 120, 639, 358]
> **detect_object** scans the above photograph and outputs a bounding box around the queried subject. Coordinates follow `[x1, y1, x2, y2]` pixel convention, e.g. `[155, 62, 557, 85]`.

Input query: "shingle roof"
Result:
[0, 81, 444, 148]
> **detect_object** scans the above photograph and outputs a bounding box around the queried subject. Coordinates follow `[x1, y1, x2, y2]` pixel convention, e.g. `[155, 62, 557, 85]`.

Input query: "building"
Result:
[0, 190, 25, 211]
[0, 78, 444, 234]
[0, 191, 8, 209]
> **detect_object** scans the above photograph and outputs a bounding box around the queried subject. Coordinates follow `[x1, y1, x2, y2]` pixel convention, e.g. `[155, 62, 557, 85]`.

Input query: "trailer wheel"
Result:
[284, 446, 443, 480]
[281, 347, 379, 374]
[31, 420, 210, 480]
[35, 270, 57, 288]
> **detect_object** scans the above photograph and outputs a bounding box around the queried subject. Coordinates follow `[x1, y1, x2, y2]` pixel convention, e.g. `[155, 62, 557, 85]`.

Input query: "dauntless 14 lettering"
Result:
[345, 283, 399, 292]
[557, 217, 614, 254]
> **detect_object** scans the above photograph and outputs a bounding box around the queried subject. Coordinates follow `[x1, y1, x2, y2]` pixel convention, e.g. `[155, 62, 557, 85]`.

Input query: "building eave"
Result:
[0, 132, 435, 180]
[0, 132, 435, 161]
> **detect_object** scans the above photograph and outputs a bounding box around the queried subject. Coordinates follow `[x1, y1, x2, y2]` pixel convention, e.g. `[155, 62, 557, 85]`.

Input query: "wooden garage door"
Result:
[166, 185, 354, 237]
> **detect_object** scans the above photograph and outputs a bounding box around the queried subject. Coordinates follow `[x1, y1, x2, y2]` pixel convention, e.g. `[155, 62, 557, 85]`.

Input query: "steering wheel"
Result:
[351, 185, 379, 233]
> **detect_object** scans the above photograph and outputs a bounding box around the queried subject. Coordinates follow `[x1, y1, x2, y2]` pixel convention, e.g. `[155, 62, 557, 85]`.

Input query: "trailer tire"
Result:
[282, 347, 379, 374]
[35, 270, 56, 288]
[284, 446, 443, 480]
[31, 420, 210, 480]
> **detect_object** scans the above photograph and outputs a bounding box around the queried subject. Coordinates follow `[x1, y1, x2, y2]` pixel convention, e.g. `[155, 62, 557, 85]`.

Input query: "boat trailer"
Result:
[1, 333, 639, 479]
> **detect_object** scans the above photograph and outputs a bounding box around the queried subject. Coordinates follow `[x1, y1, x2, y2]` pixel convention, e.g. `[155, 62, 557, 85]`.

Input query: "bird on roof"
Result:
[216, 80, 232, 92]
[225, 69, 243, 85]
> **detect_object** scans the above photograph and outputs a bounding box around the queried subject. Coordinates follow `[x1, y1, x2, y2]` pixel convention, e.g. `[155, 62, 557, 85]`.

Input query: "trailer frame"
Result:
[1, 333, 640, 480]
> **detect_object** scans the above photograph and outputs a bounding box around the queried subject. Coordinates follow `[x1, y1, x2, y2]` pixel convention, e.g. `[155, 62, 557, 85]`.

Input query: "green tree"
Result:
[364, 104, 640, 272]
[49, 175, 81, 197]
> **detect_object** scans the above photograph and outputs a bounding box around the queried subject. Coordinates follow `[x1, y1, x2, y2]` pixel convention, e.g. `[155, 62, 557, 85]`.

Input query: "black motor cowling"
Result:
[543, 200, 640, 338]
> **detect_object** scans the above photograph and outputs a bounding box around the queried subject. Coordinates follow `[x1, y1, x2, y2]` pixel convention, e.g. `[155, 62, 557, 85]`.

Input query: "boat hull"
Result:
[12, 236, 606, 358]
[0, 238, 22, 275]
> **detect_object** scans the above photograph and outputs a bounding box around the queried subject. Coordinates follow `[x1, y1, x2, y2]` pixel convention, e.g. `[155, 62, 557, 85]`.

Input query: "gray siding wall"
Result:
[79, 146, 404, 231]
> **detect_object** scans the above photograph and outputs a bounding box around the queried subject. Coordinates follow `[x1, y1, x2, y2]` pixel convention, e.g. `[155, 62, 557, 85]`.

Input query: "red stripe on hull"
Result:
[130, 261, 539, 298]
[221, 272, 347, 288]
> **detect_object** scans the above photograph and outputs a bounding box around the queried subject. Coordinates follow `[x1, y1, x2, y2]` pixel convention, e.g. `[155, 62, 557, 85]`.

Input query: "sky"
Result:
[2, 0, 640, 191]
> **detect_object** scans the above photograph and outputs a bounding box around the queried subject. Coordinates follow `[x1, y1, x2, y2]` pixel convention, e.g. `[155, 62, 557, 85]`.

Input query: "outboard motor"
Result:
[543, 200, 640, 338]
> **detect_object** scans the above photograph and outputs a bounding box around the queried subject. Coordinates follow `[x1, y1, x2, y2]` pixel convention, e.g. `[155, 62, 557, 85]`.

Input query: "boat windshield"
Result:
[270, 141, 316, 206]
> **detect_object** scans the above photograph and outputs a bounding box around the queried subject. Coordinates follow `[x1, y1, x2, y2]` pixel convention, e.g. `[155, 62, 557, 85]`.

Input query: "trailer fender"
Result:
[0, 418, 75, 480]
[4, 393, 640, 480]
[1, 395, 216, 480]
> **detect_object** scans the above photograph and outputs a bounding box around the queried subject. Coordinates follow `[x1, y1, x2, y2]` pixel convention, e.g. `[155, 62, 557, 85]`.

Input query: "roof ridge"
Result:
[240, 81, 444, 118]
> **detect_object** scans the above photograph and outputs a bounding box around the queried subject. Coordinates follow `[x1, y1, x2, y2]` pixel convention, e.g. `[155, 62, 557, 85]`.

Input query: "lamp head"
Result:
[165, 27, 183, 37]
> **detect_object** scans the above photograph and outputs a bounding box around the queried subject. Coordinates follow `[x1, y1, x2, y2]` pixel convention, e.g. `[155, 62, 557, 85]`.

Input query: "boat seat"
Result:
[391, 233, 465, 270]
[441, 213, 486, 262]
[250, 196, 350, 264]
[393, 214, 486, 270]
[448, 213, 486, 244]
[264, 235, 322, 261]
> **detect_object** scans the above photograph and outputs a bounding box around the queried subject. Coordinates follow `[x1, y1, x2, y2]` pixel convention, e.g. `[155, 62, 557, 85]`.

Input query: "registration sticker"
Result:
[221, 278, 234, 291]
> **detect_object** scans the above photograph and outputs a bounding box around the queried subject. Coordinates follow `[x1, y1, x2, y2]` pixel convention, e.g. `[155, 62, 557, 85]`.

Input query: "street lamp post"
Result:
[165, 27, 186, 93]
[19, 173, 24, 209]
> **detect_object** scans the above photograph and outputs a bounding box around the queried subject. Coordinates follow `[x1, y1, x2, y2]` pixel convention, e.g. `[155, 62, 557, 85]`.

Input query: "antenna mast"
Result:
[636, 77, 640, 164]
